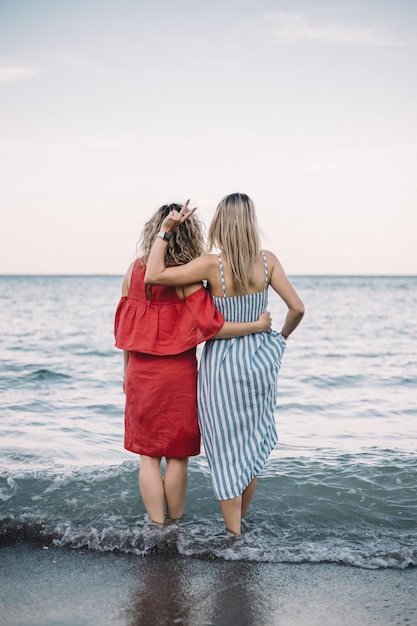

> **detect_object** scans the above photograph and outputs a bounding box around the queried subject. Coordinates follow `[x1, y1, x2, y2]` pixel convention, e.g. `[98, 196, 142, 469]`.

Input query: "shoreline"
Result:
[1, 543, 417, 625]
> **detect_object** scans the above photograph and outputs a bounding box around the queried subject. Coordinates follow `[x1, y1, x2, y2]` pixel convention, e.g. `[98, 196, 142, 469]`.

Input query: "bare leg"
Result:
[138, 455, 165, 524]
[241, 477, 257, 518]
[219, 495, 243, 535]
[219, 477, 258, 534]
[164, 457, 188, 520]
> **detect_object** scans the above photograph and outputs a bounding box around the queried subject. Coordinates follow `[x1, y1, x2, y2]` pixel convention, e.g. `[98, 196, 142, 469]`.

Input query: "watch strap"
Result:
[156, 231, 171, 241]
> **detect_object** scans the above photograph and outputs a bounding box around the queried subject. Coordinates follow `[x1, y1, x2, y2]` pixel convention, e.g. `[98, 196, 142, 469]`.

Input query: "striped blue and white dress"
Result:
[198, 253, 287, 501]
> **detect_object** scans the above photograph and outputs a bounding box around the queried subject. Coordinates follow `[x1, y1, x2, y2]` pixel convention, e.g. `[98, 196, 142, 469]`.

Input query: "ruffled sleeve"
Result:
[114, 287, 224, 355]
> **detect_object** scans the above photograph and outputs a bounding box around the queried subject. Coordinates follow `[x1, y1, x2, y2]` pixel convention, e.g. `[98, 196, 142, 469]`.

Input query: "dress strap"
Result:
[262, 251, 269, 292]
[217, 254, 227, 297]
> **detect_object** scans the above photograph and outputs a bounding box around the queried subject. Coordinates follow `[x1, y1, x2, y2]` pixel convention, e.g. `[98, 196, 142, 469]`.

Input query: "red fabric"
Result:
[115, 259, 224, 457]
[124, 350, 199, 457]
[114, 261, 224, 356]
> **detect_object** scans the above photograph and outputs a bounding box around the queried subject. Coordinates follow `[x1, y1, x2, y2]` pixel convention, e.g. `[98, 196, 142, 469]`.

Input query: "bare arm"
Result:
[120, 265, 134, 392]
[122, 262, 134, 296]
[266, 251, 305, 338]
[215, 312, 272, 339]
[145, 237, 215, 286]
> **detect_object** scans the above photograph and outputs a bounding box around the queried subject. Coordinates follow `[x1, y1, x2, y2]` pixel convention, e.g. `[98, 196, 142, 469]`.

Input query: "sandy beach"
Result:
[1, 542, 416, 626]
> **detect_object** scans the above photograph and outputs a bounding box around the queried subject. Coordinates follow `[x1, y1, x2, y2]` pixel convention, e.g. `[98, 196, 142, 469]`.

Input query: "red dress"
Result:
[114, 260, 224, 457]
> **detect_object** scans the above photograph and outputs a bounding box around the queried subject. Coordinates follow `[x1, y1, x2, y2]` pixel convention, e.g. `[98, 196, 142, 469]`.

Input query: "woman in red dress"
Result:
[115, 203, 271, 525]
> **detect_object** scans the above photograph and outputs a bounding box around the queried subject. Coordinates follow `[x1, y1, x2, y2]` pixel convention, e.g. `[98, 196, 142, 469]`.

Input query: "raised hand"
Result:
[161, 199, 197, 232]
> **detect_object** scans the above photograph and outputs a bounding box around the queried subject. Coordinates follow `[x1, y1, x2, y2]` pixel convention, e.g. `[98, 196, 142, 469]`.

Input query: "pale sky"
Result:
[0, 0, 416, 275]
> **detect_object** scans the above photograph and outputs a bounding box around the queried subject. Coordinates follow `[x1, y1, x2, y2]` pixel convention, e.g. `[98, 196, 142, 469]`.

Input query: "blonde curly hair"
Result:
[138, 203, 205, 265]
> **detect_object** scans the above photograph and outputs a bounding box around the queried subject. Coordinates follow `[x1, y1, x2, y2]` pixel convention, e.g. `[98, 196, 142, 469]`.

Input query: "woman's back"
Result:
[209, 252, 269, 323]
[207, 251, 271, 299]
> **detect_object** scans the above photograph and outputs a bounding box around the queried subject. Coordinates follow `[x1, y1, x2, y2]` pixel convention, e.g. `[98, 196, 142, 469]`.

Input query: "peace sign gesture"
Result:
[161, 199, 197, 233]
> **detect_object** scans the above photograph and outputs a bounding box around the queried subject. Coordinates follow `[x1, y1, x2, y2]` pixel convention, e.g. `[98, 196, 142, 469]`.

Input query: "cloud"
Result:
[259, 12, 402, 46]
[0, 65, 38, 83]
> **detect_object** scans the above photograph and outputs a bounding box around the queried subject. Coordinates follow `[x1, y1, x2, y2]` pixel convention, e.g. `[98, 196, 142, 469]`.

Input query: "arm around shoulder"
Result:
[145, 249, 218, 286]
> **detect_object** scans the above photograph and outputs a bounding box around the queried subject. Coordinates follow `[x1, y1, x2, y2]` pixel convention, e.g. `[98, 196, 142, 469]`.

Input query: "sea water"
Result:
[0, 275, 416, 569]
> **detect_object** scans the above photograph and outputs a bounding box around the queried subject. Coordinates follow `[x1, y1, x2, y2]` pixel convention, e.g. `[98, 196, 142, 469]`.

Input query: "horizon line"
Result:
[1, 273, 416, 278]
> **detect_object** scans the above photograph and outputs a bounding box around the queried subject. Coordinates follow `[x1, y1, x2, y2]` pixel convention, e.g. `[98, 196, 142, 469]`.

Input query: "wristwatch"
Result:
[156, 231, 171, 241]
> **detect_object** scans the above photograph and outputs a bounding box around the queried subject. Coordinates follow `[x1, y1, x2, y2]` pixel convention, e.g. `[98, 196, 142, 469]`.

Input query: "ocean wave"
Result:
[1, 454, 416, 527]
[301, 375, 367, 388]
[1, 454, 417, 569]
[1, 518, 416, 570]
[25, 369, 71, 381]
[0, 369, 71, 390]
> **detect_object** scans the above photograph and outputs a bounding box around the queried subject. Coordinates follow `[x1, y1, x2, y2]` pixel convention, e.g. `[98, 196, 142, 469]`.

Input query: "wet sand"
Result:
[1, 543, 416, 625]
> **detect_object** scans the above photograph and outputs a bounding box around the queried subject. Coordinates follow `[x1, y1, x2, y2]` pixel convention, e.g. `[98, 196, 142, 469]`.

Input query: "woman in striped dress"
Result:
[145, 193, 304, 534]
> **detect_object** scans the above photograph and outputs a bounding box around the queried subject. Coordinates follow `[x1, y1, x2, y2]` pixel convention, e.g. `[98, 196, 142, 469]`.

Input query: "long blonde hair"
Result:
[139, 203, 205, 265]
[208, 193, 261, 294]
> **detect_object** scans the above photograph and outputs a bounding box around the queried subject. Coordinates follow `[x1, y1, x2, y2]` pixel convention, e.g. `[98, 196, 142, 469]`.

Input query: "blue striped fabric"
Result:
[197, 256, 287, 501]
